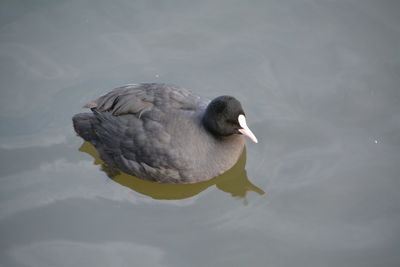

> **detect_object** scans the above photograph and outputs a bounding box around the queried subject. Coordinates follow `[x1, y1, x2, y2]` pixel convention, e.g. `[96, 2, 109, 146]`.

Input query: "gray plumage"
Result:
[73, 83, 246, 184]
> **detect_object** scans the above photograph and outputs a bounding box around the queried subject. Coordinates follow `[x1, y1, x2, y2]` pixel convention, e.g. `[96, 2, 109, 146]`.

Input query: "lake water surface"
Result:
[1, 1, 400, 266]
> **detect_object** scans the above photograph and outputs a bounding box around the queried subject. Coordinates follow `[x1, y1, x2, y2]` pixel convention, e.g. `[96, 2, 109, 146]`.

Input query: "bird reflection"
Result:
[79, 141, 264, 200]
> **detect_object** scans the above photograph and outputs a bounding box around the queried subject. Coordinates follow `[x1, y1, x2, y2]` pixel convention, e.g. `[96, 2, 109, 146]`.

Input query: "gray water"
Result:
[1, 1, 400, 266]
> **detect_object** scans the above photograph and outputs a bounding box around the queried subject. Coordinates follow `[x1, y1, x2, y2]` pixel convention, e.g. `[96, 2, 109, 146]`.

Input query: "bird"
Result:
[72, 83, 257, 184]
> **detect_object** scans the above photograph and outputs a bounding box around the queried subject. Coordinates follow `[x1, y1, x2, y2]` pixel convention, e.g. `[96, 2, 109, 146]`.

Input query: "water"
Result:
[1, 1, 400, 266]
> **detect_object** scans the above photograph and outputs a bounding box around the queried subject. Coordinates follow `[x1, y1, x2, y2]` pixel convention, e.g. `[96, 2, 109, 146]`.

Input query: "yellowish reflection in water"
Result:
[79, 142, 264, 200]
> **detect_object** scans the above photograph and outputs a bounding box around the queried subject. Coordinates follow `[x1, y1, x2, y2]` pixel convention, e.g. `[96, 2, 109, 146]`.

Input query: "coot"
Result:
[73, 83, 257, 183]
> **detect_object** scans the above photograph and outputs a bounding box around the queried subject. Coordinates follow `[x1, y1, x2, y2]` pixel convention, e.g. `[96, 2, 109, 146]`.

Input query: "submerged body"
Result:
[73, 83, 256, 184]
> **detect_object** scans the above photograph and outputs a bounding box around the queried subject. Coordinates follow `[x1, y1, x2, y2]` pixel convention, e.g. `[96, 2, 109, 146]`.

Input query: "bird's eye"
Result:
[226, 119, 238, 125]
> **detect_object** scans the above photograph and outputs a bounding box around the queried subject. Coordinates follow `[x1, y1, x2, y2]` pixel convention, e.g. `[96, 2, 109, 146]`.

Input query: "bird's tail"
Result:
[72, 112, 97, 142]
